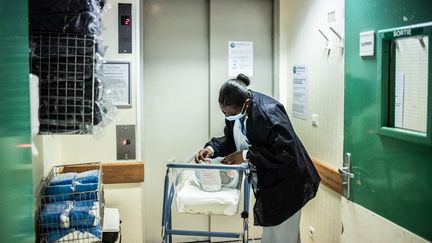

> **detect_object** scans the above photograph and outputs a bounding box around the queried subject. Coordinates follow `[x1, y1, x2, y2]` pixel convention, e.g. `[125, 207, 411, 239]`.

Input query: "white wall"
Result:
[341, 198, 429, 243]
[277, 0, 344, 242]
[32, 0, 143, 242]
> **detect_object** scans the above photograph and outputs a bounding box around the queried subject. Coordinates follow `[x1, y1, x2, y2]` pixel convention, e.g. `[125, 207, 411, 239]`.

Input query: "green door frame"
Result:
[0, 1, 34, 242]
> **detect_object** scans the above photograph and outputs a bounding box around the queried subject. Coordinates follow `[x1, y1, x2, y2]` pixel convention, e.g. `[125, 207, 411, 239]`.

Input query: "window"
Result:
[378, 23, 432, 145]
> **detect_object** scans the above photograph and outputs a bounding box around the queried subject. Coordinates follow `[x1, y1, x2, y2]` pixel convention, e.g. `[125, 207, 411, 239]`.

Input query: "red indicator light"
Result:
[121, 16, 131, 26]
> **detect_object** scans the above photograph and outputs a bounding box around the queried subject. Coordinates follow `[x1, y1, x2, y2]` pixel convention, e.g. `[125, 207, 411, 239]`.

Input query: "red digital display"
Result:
[121, 15, 131, 26]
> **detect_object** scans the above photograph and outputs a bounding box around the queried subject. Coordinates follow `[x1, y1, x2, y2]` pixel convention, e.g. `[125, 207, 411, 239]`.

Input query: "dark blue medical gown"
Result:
[206, 90, 321, 227]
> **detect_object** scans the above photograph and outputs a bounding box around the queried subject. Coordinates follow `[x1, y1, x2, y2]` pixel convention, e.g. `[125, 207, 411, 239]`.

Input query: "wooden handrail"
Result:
[311, 158, 342, 194]
[62, 162, 144, 184]
[59, 159, 340, 192]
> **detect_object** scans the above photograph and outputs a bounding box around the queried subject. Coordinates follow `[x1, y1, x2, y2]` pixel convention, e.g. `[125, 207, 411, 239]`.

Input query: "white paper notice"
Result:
[395, 72, 405, 128]
[228, 41, 253, 77]
[103, 62, 130, 106]
[293, 65, 308, 119]
[359, 31, 375, 56]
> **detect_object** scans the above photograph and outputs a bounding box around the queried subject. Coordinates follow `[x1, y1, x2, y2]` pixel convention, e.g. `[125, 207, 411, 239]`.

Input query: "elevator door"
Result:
[209, 0, 273, 241]
[142, 0, 273, 241]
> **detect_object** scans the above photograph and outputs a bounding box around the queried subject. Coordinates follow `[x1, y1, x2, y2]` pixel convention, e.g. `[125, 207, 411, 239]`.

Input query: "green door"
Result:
[345, 0, 432, 241]
[0, 1, 34, 242]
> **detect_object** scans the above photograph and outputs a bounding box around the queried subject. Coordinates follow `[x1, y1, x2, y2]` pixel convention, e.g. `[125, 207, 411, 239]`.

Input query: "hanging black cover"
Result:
[29, 0, 105, 14]
[29, 11, 101, 35]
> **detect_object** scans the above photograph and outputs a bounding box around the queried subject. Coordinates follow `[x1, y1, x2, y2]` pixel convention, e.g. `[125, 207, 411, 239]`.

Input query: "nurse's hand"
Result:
[222, 151, 244, 165]
[195, 148, 213, 163]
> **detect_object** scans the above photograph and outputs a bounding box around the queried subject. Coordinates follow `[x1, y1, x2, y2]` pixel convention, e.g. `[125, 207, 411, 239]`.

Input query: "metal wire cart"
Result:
[36, 163, 104, 243]
[162, 162, 251, 243]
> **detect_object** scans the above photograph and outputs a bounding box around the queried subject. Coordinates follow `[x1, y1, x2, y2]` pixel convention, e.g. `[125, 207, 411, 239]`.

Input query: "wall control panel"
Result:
[116, 124, 136, 160]
[118, 3, 132, 53]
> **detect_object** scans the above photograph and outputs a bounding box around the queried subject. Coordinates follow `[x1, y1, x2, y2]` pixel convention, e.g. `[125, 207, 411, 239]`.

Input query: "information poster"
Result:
[103, 62, 131, 107]
[293, 65, 308, 119]
[228, 41, 253, 77]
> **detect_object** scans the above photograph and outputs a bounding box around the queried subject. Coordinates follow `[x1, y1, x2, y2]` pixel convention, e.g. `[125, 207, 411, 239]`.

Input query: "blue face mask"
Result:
[225, 102, 247, 121]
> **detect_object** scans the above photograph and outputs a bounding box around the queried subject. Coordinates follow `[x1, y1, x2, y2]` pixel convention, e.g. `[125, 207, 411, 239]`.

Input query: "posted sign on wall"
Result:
[228, 41, 253, 77]
[103, 62, 131, 107]
[293, 65, 308, 119]
[359, 31, 375, 56]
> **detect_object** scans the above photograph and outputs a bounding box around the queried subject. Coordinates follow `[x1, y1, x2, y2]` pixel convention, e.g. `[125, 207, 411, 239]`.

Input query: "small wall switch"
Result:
[312, 114, 319, 127]
[328, 10, 336, 23]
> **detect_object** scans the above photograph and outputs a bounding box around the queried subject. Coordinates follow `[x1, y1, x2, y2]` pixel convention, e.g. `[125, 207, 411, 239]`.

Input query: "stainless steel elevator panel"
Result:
[116, 124, 136, 160]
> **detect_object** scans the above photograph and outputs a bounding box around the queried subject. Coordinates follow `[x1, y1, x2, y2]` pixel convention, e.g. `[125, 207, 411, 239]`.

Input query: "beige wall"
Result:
[277, 0, 344, 242]
[278, 1, 428, 243]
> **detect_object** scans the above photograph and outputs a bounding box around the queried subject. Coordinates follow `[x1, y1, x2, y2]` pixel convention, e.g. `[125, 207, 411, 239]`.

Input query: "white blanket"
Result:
[176, 177, 240, 216]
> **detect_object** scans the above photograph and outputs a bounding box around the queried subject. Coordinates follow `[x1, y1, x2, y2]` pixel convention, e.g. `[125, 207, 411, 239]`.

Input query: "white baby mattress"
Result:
[176, 177, 240, 216]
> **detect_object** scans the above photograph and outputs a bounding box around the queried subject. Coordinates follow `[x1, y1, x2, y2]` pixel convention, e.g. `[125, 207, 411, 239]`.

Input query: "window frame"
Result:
[377, 22, 432, 145]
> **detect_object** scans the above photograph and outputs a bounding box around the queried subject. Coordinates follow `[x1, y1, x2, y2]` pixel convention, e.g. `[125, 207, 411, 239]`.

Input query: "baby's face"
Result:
[220, 170, 236, 184]
[226, 170, 236, 178]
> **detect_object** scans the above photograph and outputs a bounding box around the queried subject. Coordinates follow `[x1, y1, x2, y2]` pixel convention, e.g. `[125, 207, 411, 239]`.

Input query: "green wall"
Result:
[345, 0, 432, 240]
[0, 0, 34, 242]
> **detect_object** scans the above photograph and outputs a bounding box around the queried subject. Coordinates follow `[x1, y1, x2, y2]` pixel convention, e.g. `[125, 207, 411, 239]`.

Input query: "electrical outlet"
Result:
[312, 114, 319, 127]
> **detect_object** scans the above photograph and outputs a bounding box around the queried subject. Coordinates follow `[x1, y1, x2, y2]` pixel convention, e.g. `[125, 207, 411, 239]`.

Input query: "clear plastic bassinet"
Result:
[162, 155, 252, 242]
[171, 155, 244, 216]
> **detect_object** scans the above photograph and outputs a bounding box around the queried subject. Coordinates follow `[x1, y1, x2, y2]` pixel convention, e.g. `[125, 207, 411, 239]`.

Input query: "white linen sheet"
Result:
[176, 177, 240, 216]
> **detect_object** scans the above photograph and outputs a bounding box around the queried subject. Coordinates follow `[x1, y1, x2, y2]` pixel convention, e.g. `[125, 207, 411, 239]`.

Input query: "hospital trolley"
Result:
[36, 163, 104, 243]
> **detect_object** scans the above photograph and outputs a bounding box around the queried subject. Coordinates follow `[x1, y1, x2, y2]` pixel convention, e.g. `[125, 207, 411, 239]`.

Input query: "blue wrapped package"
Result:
[74, 170, 99, 183]
[40, 201, 73, 229]
[75, 182, 98, 192]
[45, 184, 74, 194]
[49, 172, 77, 186]
[74, 182, 99, 201]
[45, 185, 75, 201]
[70, 201, 98, 227]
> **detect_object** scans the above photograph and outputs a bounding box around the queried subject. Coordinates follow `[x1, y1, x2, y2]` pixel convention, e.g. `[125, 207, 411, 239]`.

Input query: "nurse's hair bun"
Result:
[236, 73, 250, 86]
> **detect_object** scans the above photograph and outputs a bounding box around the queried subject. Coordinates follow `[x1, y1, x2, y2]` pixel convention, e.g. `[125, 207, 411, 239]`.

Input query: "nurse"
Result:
[195, 74, 320, 243]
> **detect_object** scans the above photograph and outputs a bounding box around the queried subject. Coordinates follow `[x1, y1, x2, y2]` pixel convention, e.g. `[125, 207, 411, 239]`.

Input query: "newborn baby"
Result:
[194, 157, 240, 192]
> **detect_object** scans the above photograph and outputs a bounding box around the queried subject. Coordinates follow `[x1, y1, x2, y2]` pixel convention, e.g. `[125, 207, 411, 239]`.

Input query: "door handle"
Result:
[339, 153, 353, 199]
[338, 167, 354, 178]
